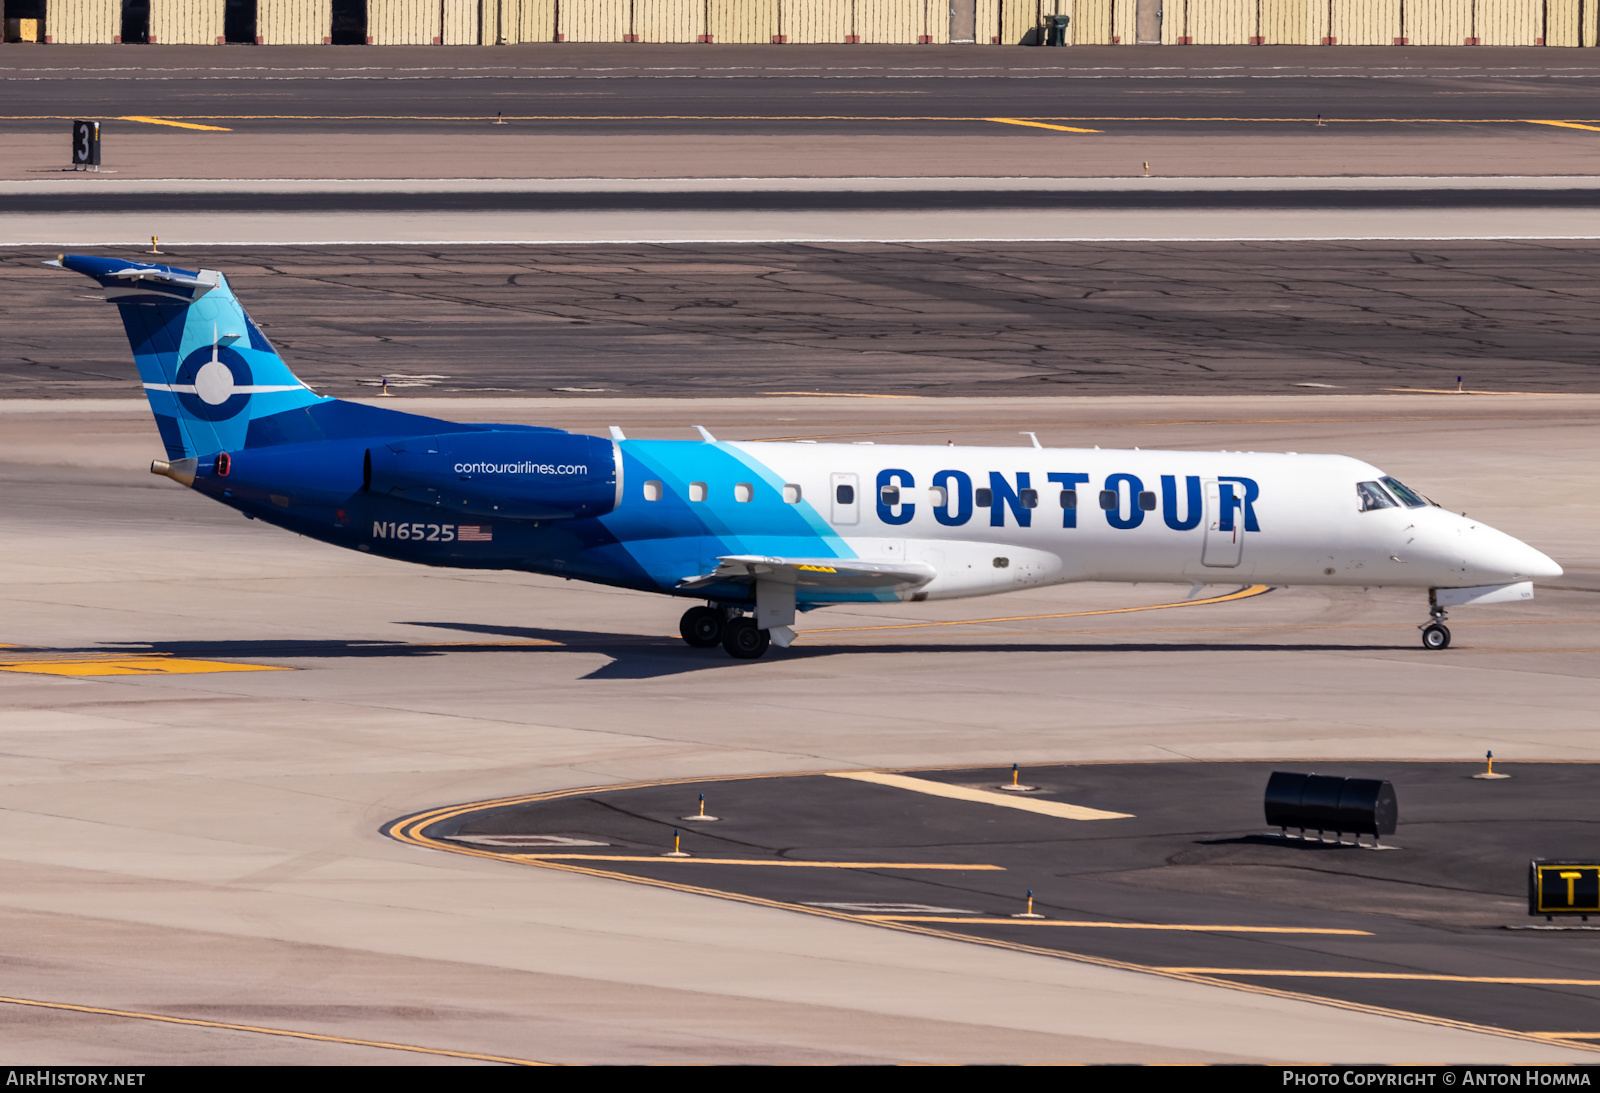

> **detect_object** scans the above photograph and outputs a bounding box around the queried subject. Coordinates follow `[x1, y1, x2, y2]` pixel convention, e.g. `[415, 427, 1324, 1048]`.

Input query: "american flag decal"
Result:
[458, 525, 493, 542]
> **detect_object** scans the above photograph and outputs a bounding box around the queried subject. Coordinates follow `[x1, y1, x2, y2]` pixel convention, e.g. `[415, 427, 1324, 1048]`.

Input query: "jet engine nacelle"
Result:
[367, 431, 618, 521]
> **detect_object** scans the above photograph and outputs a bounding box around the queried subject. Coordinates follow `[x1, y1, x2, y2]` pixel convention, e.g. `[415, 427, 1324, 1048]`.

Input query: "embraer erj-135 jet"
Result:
[52, 255, 1561, 660]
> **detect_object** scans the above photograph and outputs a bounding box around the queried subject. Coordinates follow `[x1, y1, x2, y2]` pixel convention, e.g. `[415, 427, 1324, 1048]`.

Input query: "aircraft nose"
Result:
[1466, 524, 1563, 581]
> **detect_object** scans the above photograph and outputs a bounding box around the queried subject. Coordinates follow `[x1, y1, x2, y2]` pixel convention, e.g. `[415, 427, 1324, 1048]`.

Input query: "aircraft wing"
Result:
[678, 555, 937, 592]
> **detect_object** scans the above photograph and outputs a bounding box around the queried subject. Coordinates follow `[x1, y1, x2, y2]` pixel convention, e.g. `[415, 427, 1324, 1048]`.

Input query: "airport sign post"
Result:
[71, 120, 101, 171]
[1529, 860, 1600, 921]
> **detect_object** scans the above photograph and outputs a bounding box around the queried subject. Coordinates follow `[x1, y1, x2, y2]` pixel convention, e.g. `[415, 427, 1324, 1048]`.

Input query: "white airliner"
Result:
[55, 253, 1564, 659]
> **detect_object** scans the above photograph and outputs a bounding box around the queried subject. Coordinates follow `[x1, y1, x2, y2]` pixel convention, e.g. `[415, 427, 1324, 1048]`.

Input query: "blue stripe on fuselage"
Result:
[599, 440, 855, 597]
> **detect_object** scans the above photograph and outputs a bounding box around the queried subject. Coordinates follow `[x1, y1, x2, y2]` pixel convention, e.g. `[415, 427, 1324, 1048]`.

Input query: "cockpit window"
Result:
[1380, 476, 1429, 508]
[1356, 481, 1397, 512]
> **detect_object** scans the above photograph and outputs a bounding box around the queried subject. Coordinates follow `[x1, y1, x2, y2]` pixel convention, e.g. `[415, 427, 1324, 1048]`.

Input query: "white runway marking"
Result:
[828, 771, 1134, 821]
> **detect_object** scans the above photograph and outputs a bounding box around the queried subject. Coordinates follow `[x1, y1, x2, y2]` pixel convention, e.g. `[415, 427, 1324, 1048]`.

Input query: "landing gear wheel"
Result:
[721, 617, 771, 660]
[1421, 623, 1451, 650]
[679, 606, 724, 648]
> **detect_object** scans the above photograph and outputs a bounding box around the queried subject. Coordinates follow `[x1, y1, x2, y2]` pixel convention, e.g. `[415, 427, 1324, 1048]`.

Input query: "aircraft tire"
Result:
[680, 606, 724, 648]
[1421, 623, 1451, 650]
[721, 617, 771, 660]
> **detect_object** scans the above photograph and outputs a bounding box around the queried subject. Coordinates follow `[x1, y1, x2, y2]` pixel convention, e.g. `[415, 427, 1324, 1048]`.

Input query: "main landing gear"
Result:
[679, 605, 772, 660]
[1420, 599, 1451, 650]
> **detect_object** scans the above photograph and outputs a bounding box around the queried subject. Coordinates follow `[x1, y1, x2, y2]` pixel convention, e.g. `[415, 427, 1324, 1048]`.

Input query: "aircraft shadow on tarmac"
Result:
[83, 625, 1401, 682]
[393, 621, 1402, 681]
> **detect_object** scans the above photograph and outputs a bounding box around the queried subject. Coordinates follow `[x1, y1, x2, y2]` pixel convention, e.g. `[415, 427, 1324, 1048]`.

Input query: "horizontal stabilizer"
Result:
[679, 555, 937, 592]
[54, 254, 220, 304]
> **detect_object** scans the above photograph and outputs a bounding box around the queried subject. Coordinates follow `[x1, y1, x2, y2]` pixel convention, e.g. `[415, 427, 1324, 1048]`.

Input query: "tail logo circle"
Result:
[176, 346, 253, 421]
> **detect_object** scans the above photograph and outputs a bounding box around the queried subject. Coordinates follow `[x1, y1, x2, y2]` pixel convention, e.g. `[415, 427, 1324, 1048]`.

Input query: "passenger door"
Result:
[1201, 478, 1243, 568]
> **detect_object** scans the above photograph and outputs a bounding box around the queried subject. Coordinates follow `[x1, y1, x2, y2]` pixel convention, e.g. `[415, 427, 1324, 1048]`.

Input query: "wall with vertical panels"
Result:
[1546, 0, 1579, 45]
[45, 0, 118, 43]
[1259, 0, 1310, 42]
[558, 0, 628, 38]
[503, 0, 557, 40]
[1112, 0, 1137, 41]
[1072, 0, 1114, 42]
[258, 0, 331, 42]
[1331, 0, 1399, 42]
[709, 0, 777, 40]
[368, 0, 435, 43]
[1187, 0, 1254, 41]
[1405, 0, 1471, 41]
[783, 0, 852, 41]
[1475, 0, 1538, 42]
[441, 0, 476, 42]
[858, 0, 922, 40]
[149, 0, 225, 42]
[635, 0, 701, 41]
[42, 0, 1600, 47]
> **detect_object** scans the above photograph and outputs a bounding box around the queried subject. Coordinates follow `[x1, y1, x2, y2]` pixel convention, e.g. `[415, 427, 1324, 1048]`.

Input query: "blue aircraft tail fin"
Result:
[53, 255, 324, 459]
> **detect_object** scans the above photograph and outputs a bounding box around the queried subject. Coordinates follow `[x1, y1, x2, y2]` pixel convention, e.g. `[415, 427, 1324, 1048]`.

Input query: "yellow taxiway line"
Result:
[0, 654, 290, 677]
[1164, 970, 1600, 985]
[866, 918, 1371, 935]
[986, 117, 1101, 133]
[1526, 120, 1600, 133]
[514, 854, 1000, 869]
[7, 114, 1598, 126]
[801, 583, 1270, 635]
[117, 115, 233, 131]
[0, 994, 547, 1065]
[828, 770, 1133, 821]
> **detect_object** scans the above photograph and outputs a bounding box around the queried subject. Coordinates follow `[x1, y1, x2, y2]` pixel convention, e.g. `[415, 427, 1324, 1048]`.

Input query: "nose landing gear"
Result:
[1420, 596, 1451, 650]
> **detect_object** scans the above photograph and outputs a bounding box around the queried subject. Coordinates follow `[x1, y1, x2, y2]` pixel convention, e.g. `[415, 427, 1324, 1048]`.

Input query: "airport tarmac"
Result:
[0, 394, 1596, 1063]
[9, 241, 1600, 398]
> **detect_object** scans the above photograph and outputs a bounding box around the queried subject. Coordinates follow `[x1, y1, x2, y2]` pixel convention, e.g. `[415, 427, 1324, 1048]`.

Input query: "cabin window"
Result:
[1356, 481, 1396, 512]
[642, 480, 663, 502]
[734, 482, 753, 503]
[1098, 489, 1117, 510]
[880, 485, 900, 505]
[689, 481, 708, 503]
[835, 483, 855, 505]
[783, 483, 802, 504]
[1138, 490, 1157, 511]
[1019, 488, 1038, 509]
[929, 485, 947, 507]
[1059, 489, 1077, 509]
[1381, 476, 1429, 508]
[993, 557, 1010, 568]
[975, 488, 993, 507]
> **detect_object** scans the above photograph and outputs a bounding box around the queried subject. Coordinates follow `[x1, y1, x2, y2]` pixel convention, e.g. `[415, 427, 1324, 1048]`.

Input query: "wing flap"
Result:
[679, 555, 936, 592]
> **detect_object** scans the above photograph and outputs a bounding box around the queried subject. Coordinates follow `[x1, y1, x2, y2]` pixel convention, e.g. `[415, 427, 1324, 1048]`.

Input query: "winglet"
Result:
[1021, 431, 1042, 449]
[694, 425, 717, 443]
[608, 425, 626, 441]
